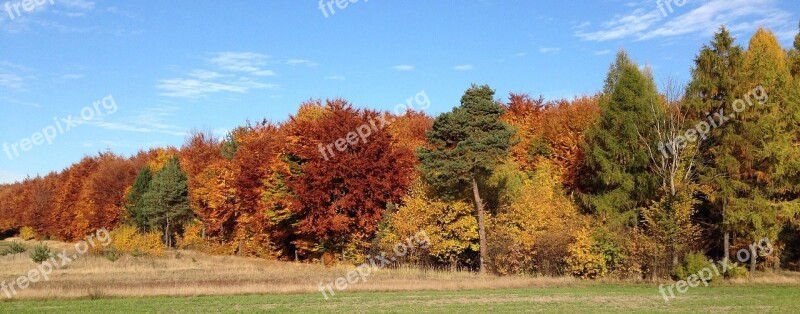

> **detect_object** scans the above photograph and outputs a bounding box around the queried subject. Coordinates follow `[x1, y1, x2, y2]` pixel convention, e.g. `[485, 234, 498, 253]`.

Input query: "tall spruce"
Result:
[126, 166, 152, 232]
[142, 156, 194, 248]
[684, 27, 745, 263]
[581, 50, 663, 227]
[417, 84, 514, 273]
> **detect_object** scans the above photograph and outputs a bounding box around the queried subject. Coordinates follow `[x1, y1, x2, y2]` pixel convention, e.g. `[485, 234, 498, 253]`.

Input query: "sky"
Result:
[0, 0, 798, 184]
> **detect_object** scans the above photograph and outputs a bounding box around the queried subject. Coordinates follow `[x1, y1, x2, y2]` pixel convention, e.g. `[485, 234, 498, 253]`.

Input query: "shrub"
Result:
[566, 227, 607, 279]
[108, 225, 166, 257]
[29, 244, 51, 264]
[18, 227, 36, 240]
[8, 242, 26, 254]
[726, 264, 749, 279]
[105, 247, 120, 262]
[175, 220, 205, 250]
[674, 252, 714, 281]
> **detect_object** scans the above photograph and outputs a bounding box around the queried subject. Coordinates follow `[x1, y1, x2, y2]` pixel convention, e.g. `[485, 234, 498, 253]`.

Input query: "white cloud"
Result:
[209, 52, 275, 76]
[324, 75, 346, 81]
[286, 59, 318, 67]
[453, 64, 474, 71]
[158, 52, 280, 99]
[539, 47, 561, 54]
[0, 74, 24, 90]
[87, 104, 187, 137]
[576, 0, 795, 42]
[157, 78, 277, 99]
[391, 65, 415, 71]
[593, 49, 613, 56]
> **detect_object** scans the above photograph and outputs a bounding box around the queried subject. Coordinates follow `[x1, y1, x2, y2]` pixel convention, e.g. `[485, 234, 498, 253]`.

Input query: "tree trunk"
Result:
[749, 245, 757, 278]
[724, 231, 730, 265]
[165, 217, 171, 248]
[472, 177, 487, 274]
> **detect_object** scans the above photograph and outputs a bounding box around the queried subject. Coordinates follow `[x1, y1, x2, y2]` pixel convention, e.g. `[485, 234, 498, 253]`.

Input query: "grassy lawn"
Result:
[1, 285, 798, 313]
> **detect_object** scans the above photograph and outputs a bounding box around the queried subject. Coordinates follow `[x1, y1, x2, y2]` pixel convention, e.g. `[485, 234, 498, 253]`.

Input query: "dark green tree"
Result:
[417, 84, 514, 273]
[142, 156, 194, 248]
[581, 50, 663, 227]
[126, 166, 152, 232]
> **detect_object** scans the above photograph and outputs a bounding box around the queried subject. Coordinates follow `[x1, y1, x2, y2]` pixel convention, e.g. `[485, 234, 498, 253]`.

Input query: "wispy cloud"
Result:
[593, 49, 613, 56]
[209, 52, 275, 76]
[576, 0, 795, 42]
[286, 59, 319, 67]
[158, 52, 280, 99]
[539, 47, 561, 54]
[324, 75, 346, 81]
[87, 104, 187, 137]
[391, 65, 415, 71]
[453, 64, 474, 71]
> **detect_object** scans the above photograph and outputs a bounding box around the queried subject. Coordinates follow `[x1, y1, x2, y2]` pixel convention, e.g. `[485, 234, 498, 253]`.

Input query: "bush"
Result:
[8, 242, 26, 254]
[108, 225, 166, 257]
[175, 220, 205, 250]
[726, 264, 749, 279]
[29, 244, 51, 264]
[18, 227, 36, 240]
[674, 252, 714, 281]
[105, 247, 120, 262]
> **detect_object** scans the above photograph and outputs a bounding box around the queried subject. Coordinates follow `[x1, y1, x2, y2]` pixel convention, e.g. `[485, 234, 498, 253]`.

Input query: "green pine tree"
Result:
[126, 166, 152, 232]
[142, 156, 194, 248]
[581, 50, 663, 228]
[417, 84, 515, 273]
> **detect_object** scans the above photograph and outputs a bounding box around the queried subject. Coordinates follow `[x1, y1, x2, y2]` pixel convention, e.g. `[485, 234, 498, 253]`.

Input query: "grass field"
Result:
[1, 238, 799, 313]
[1, 285, 799, 313]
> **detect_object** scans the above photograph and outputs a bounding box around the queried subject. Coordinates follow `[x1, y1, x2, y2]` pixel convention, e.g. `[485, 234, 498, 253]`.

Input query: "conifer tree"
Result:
[581, 50, 662, 227]
[417, 84, 514, 273]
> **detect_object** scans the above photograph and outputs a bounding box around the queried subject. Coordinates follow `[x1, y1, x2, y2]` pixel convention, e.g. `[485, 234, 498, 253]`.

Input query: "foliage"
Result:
[19, 226, 36, 240]
[565, 227, 606, 279]
[488, 162, 582, 275]
[108, 225, 166, 257]
[673, 252, 714, 281]
[378, 179, 478, 268]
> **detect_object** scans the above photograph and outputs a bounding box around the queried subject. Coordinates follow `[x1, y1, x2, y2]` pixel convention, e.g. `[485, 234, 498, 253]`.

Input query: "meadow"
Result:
[1, 238, 799, 313]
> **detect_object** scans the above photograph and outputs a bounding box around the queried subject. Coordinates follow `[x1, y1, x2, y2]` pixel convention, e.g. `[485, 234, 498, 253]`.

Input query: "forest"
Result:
[2, 25, 800, 280]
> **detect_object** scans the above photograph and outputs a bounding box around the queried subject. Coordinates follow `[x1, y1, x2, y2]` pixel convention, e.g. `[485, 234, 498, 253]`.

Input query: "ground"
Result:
[1, 238, 799, 313]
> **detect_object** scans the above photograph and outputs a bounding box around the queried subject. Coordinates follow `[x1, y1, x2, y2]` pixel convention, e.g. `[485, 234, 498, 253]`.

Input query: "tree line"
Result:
[2, 25, 800, 278]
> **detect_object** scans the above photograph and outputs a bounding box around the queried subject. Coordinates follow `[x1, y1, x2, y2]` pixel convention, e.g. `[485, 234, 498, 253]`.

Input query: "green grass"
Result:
[1, 285, 798, 313]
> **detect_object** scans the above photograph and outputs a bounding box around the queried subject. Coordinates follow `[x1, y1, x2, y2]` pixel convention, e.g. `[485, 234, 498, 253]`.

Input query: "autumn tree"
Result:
[417, 85, 515, 273]
[284, 99, 415, 260]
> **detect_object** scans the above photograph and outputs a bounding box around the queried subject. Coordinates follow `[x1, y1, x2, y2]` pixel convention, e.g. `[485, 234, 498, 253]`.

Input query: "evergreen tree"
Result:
[142, 156, 194, 248]
[581, 50, 663, 227]
[684, 27, 745, 263]
[417, 84, 515, 273]
[126, 166, 152, 231]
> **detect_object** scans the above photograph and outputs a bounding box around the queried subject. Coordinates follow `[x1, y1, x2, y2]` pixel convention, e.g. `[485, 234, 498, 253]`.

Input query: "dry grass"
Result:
[0, 238, 576, 300]
[2, 237, 799, 301]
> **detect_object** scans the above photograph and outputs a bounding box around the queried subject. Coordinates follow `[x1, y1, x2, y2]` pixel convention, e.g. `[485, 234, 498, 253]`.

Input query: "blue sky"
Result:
[1, 0, 798, 183]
